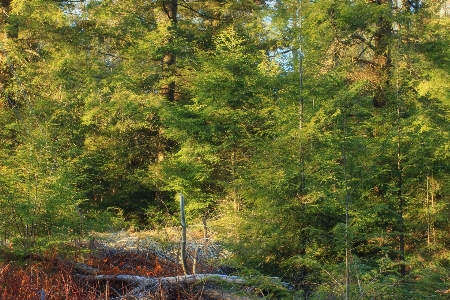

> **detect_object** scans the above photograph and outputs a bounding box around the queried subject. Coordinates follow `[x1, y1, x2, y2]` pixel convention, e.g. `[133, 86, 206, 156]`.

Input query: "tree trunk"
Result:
[161, 0, 178, 102]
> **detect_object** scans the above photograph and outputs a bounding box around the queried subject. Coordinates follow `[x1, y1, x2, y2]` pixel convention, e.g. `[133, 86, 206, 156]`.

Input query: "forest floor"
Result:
[0, 229, 280, 299]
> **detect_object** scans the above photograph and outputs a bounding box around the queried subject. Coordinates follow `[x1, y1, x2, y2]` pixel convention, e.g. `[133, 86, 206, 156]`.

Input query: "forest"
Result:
[1, 0, 450, 299]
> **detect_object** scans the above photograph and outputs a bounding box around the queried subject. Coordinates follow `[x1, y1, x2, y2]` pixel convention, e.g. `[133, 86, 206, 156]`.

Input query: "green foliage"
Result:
[158, 24, 282, 218]
[0, 0, 450, 298]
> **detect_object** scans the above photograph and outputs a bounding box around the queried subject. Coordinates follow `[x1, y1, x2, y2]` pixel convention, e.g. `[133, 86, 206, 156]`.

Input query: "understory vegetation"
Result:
[1, 0, 450, 298]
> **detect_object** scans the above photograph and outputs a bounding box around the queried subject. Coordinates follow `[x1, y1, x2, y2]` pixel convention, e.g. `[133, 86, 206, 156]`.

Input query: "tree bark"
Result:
[161, 0, 178, 102]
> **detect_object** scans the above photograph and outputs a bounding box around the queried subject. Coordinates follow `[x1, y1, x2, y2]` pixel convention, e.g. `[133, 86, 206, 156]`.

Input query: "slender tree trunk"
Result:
[427, 176, 430, 246]
[396, 65, 406, 277]
[180, 193, 188, 275]
[231, 149, 240, 211]
[398, 152, 405, 277]
[431, 176, 436, 243]
[342, 90, 351, 300]
[298, 44, 305, 197]
[202, 216, 208, 243]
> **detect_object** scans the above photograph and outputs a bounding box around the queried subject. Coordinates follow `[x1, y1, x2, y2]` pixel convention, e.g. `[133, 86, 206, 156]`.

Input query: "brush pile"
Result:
[0, 231, 266, 299]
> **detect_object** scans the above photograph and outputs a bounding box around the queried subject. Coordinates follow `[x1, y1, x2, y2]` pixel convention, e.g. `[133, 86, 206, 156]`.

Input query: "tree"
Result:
[158, 22, 281, 219]
[226, 0, 450, 297]
[0, 0, 88, 250]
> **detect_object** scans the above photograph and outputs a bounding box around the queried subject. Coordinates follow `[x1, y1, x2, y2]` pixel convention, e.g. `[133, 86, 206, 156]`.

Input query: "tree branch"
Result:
[179, 0, 221, 21]
[350, 33, 375, 50]
[352, 57, 382, 68]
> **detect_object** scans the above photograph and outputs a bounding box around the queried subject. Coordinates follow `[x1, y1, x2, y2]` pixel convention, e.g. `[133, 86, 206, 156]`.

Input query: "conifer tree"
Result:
[0, 0, 87, 248]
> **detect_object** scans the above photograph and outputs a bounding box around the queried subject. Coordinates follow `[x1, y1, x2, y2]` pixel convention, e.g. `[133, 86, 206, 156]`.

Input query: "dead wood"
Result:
[70, 261, 100, 275]
[75, 273, 248, 299]
[76, 273, 246, 286]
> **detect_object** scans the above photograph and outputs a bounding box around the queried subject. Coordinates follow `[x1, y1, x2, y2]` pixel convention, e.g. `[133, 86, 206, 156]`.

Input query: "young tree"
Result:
[0, 0, 88, 249]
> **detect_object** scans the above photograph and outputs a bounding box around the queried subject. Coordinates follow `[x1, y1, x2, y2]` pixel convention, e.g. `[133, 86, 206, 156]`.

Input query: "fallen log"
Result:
[75, 273, 246, 286]
[75, 273, 248, 299]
